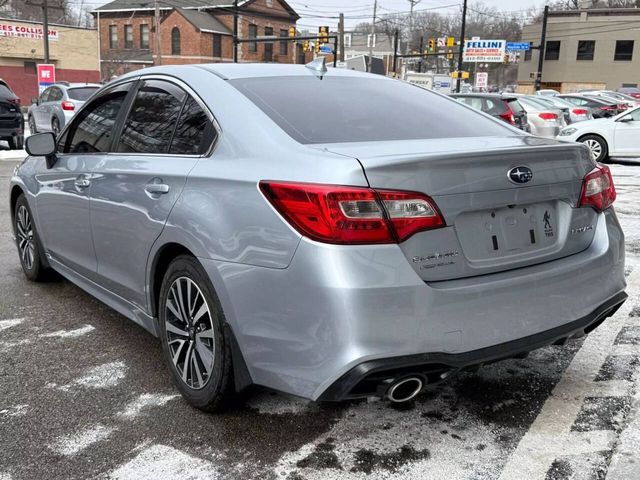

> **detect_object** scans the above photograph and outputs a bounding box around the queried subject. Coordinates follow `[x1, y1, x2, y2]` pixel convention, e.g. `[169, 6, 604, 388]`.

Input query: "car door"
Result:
[35, 82, 135, 280]
[42, 87, 63, 130]
[90, 77, 216, 310]
[613, 108, 640, 155]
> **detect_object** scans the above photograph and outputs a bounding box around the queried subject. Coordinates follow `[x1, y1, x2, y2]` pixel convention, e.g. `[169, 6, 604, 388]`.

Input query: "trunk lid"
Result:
[320, 136, 599, 281]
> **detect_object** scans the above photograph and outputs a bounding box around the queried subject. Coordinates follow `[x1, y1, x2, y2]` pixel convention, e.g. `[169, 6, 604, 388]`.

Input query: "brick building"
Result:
[0, 18, 100, 103]
[93, 0, 300, 79]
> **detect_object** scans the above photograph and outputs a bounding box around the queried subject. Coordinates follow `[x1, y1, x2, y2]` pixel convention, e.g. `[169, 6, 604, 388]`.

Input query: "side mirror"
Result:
[25, 132, 57, 168]
[31, 98, 38, 105]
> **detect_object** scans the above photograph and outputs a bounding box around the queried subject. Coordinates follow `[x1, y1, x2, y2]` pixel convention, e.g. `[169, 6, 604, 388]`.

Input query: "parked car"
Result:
[28, 82, 101, 136]
[559, 94, 625, 118]
[516, 96, 566, 138]
[581, 93, 630, 112]
[535, 89, 559, 96]
[532, 95, 593, 123]
[558, 106, 640, 162]
[11, 64, 626, 411]
[450, 93, 530, 131]
[617, 87, 640, 99]
[582, 90, 640, 108]
[0, 79, 24, 150]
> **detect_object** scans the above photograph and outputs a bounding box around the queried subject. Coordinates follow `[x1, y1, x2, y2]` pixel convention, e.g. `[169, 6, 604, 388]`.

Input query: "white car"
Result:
[557, 106, 640, 162]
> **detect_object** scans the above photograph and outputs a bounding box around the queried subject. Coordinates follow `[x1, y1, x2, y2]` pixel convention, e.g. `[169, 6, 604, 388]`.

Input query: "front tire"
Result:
[14, 194, 49, 281]
[579, 134, 609, 163]
[159, 255, 235, 412]
[28, 115, 37, 134]
[51, 118, 60, 136]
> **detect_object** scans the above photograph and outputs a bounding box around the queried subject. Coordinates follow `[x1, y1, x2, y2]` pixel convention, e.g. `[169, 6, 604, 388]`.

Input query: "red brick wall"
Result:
[0, 65, 100, 105]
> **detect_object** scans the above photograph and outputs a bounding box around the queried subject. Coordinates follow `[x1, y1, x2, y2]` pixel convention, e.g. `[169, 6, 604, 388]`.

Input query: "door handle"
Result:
[145, 183, 170, 194]
[74, 177, 90, 189]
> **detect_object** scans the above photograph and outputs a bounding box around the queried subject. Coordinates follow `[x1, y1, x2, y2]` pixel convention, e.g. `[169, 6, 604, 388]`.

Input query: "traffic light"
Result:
[428, 38, 436, 53]
[319, 25, 329, 45]
[447, 48, 454, 60]
[288, 26, 296, 38]
[447, 36, 455, 47]
[315, 41, 320, 53]
[503, 54, 509, 64]
[303, 40, 309, 52]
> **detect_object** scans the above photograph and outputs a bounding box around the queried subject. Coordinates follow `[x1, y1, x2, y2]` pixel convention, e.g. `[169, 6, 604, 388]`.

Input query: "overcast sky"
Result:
[289, 0, 545, 30]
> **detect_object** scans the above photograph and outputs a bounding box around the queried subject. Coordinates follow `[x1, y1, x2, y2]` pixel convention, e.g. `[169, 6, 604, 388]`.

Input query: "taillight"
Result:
[61, 101, 75, 111]
[7, 98, 20, 106]
[578, 165, 616, 212]
[618, 104, 628, 110]
[572, 108, 588, 116]
[499, 109, 515, 125]
[259, 181, 445, 244]
[538, 112, 557, 121]
[600, 105, 617, 111]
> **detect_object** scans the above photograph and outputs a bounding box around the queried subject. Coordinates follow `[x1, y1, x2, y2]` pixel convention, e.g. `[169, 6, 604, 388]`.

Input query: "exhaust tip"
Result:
[386, 376, 424, 403]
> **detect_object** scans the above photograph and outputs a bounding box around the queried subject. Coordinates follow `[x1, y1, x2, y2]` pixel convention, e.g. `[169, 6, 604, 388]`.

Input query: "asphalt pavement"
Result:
[0, 156, 639, 480]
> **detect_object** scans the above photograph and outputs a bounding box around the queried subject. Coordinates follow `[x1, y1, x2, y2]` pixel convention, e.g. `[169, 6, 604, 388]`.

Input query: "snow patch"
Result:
[118, 393, 179, 419]
[59, 361, 128, 391]
[0, 318, 24, 332]
[50, 425, 115, 456]
[0, 404, 28, 418]
[108, 444, 219, 479]
[41, 325, 95, 339]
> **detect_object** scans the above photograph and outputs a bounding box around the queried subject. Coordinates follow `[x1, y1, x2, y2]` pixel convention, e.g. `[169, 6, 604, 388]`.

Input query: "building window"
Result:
[615, 40, 634, 61]
[171, 27, 181, 55]
[109, 25, 118, 49]
[140, 24, 149, 49]
[248, 24, 257, 53]
[264, 27, 273, 61]
[576, 40, 595, 61]
[524, 48, 532, 61]
[213, 34, 222, 57]
[124, 25, 133, 49]
[24, 61, 37, 75]
[279, 29, 288, 56]
[544, 40, 560, 60]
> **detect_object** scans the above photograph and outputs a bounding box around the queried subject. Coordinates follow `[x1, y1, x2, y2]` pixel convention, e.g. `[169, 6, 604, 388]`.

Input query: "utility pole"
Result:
[392, 29, 399, 76]
[367, 0, 377, 72]
[407, 0, 421, 53]
[233, 0, 239, 62]
[535, 5, 549, 92]
[339, 12, 345, 62]
[26, 0, 63, 64]
[417, 35, 424, 72]
[455, 0, 468, 93]
[154, 0, 162, 65]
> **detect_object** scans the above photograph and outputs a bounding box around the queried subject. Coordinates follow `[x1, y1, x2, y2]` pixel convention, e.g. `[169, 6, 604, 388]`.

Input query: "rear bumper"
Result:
[318, 291, 627, 401]
[201, 209, 625, 401]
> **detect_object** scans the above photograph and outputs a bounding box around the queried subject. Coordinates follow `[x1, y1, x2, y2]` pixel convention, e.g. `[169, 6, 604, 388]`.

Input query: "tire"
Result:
[51, 118, 60, 137]
[8, 135, 24, 150]
[579, 134, 609, 163]
[14, 194, 50, 281]
[28, 115, 37, 134]
[159, 255, 235, 412]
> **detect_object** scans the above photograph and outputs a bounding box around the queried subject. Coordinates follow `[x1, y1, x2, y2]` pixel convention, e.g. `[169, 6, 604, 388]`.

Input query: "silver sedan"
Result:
[10, 63, 627, 411]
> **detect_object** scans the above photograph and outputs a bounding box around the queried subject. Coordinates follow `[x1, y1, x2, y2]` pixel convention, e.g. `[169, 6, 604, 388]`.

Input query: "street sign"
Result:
[475, 72, 488, 89]
[506, 42, 531, 51]
[37, 64, 55, 94]
[437, 37, 446, 48]
[319, 45, 333, 54]
[463, 39, 506, 63]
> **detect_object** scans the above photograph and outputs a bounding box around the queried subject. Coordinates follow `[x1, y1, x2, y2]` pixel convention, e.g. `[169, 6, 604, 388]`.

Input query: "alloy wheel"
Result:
[16, 206, 35, 271]
[164, 277, 215, 390]
[583, 139, 602, 160]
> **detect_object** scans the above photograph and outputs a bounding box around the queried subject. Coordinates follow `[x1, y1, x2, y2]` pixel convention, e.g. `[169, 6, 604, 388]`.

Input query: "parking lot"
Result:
[1, 154, 639, 480]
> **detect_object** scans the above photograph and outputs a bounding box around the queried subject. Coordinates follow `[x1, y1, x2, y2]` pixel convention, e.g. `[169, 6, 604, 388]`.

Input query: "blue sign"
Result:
[320, 45, 333, 54]
[506, 42, 531, 51]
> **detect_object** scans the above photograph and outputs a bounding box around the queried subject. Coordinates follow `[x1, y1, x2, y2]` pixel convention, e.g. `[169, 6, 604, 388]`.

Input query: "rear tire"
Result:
[579, 134, 608, 163]
[159, 255, 235, 412]
[14, 194, 50, 281]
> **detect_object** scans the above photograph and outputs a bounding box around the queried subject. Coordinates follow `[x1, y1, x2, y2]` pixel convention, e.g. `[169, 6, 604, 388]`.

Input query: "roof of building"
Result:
[172, 8, 232, 35]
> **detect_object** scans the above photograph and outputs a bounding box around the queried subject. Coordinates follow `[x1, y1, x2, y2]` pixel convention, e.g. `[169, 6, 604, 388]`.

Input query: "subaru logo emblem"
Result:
[508, 166, 533, 184]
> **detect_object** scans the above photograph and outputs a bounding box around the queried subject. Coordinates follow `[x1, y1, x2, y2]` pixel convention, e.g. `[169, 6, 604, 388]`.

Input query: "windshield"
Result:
[68, 87, 100, 101]
[230, 76, 510, 144]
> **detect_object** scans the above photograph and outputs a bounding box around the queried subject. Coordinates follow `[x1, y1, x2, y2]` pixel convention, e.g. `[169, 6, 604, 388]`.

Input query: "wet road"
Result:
[1, 159, 639, 480]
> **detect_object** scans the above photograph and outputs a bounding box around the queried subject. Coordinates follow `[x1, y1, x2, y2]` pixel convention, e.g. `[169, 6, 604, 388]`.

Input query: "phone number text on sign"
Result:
[0, 24, 59, 40]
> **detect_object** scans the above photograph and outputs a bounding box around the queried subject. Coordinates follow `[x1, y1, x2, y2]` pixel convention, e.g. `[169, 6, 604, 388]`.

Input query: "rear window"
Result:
[0, 85, 15, 99]
[230, 76, 510, 144]
[505, 99, 525, 114]
[68, 87, 99, 101]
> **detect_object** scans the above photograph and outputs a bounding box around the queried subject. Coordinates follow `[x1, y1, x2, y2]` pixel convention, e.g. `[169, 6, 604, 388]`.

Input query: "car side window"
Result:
[60, 83, 132, 154]
[169, 96, 215, 155]
[117, 80, 185, 154]
[49, 88, 63, 102]
[39, 88, 51, 103]
[629, 109, 640, 122]
[484, 98, 502, 115]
